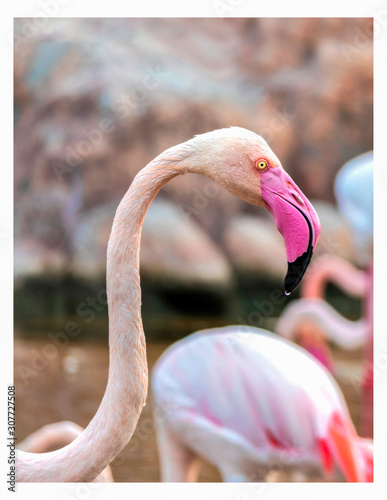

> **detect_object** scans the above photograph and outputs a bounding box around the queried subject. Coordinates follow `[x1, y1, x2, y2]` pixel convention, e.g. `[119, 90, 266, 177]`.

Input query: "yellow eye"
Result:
[256, 159, 268, 171]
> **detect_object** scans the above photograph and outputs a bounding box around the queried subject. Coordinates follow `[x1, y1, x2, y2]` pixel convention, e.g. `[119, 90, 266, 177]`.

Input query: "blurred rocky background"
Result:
[14, 18, 372, 337]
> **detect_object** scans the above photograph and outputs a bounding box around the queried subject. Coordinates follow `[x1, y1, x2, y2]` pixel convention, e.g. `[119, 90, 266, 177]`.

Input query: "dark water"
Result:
[14, 275, 362, 341]
[15, 333, 364, 482]
[14, 276, 365, 481]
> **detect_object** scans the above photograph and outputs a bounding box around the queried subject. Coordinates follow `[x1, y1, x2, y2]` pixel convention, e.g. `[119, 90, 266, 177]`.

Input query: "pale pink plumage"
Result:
[152, 327, 373, 482]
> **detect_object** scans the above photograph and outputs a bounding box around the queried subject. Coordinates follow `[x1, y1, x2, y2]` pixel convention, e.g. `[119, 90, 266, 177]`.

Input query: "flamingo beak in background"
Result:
[261, 168, 321, 295]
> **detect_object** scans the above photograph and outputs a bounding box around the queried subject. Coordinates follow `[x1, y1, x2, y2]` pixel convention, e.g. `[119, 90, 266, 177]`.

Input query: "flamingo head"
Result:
[182, 127, 321, 294]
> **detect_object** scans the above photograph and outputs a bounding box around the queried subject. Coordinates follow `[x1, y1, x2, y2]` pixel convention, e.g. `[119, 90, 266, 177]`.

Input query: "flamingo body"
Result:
[152, 327, 372, 482]
[335, 152, 373, 438]
[334, 151, 373, 261]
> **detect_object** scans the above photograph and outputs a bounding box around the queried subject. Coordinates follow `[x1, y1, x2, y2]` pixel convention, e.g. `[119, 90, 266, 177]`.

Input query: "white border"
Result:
[3, 1, 386, 498]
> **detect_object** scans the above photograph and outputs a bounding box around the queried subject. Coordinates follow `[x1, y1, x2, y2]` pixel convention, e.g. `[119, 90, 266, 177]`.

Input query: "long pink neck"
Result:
[18, 157, 185, 481]
[301, 255, 367, 299]
[277, 298, 366, 349]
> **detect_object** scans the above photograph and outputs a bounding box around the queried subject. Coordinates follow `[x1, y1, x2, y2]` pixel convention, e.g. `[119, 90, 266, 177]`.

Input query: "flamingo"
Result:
[277, 152, 373, 437]
[334, 152, 373, 263]
[335, 152, 373, 438]
[19, 422, 113, 482]
[17, 127, 321, 481]
[276, 254, 368, 372]
[151, 327, 373, 482]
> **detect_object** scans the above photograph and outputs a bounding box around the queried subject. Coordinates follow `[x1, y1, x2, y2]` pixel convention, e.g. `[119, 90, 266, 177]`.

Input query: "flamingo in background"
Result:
[152, 327, 373, 482]
[335, 152, 373, 438]
[17, 127, 321, 481]
[276, 254, 368, 372]
[19, 422, 113, 482]
[277, 152, 373, 437]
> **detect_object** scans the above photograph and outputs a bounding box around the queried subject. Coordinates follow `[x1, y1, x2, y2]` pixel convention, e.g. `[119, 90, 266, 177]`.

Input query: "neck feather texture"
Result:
[18, 156, 186, 481]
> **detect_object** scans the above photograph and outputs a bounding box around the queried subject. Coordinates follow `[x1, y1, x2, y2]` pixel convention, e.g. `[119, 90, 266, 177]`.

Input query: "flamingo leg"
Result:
[162, 410, 268, 482]
[155, 419, 201, 482]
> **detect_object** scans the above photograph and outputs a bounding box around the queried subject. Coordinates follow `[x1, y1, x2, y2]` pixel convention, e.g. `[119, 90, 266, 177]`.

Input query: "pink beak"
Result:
[261, 168, 321, 294]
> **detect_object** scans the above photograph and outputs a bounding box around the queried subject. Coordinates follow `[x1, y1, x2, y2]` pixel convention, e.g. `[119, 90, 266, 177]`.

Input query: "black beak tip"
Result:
[284, 250, 313, 296]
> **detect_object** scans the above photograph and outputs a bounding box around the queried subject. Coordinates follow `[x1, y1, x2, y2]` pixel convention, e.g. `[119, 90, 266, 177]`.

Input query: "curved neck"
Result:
[301, 255, 367, 299]
[18, 157, 185, 481]
[278, 298, 366, 349]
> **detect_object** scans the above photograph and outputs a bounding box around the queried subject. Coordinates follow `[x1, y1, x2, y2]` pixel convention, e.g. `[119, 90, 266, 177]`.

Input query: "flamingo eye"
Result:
[255, 159, 268, 171]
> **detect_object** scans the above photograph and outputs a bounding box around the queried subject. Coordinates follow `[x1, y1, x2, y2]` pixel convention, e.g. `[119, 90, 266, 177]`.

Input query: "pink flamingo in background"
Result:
[335, 152, 373, 439]
[152, 327, 373, 482]
[276, 255, 368, 372]
[277, 152, 373, 437]
[17, 127, 321, 481]
[19, 422, 113, 482]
